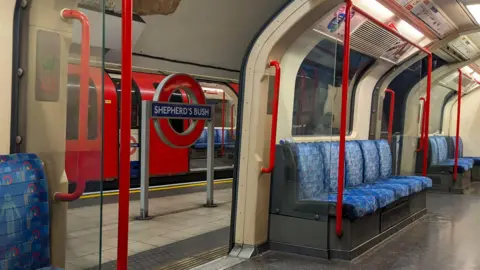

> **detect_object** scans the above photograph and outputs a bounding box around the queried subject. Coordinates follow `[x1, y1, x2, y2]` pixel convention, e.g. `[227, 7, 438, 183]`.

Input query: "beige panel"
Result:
[234, 0, 342, 247]
[399, 58, 480, 175]
[449, 89, 480, 156]
[23, 0, 76, 267]
[0, 0, 16, 154]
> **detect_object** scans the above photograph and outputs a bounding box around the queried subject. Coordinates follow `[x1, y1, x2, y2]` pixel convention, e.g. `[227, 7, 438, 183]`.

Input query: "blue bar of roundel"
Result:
[151, 102, 212, 120]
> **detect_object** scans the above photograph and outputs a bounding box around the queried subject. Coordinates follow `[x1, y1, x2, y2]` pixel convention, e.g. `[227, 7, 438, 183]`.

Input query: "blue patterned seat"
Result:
[448, 136, 480, 166]
[224, 129, 236, 149]
[311, 193, 377, 219]
[343, 142, 395, 207]
[193, 128, 209, 149]
[356, 140, 411, 198]
[289, 142, 378, 219]
[375, 140, 430, 193]
[433, 136, 473, 169]
[0, 154, 60, 270]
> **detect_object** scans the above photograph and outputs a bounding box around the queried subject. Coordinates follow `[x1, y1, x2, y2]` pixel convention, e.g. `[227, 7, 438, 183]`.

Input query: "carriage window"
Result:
[292, 39, 373, 136]
[66, 75, 98, 140]
[114, 78, 141, 129]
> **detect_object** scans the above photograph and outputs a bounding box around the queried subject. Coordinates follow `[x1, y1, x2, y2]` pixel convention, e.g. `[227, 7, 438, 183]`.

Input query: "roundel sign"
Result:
[151, 73, 212, 148]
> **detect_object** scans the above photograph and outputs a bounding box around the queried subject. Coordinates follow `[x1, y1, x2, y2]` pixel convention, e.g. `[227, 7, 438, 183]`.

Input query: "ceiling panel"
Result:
[435, 0, 476, 30]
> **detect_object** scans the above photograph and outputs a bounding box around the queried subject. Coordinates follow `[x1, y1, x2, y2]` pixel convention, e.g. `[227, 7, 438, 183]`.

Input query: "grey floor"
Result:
[228, 185, 480, 270]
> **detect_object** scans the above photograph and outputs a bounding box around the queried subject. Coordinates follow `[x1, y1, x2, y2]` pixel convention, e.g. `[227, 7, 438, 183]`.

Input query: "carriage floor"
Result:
[199, 183, 480, 270]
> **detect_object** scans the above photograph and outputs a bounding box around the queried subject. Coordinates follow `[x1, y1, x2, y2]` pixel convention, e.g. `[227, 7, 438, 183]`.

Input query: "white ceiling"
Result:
[104, 0, 288, 79]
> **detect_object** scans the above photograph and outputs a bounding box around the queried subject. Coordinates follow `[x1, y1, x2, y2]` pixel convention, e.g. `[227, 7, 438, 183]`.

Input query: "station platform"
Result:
[198, 184, 480, 270]
[65, 183, 232, 269]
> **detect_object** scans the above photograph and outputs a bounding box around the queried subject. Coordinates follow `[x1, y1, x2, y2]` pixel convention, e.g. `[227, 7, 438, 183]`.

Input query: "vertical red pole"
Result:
[298, 69, 306, 133]
[336, 0, 352, 237]
[416, 97, 426, 152]
[221, 91, 225, 156]
[454, 69, 462, 181]
[261, 60, 281, 173]
[117, 0, 132, 268]
[231, 104, 235, 139]
[385, 89, 395, 144]
[422, 54, 433, 177]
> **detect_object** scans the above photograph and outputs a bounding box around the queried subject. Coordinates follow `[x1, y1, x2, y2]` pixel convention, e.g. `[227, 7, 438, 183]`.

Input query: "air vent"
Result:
[350, 21, 401, 58]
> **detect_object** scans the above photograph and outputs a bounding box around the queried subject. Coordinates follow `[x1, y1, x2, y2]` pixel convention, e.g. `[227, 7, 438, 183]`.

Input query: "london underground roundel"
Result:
[152, 73, 210, 148]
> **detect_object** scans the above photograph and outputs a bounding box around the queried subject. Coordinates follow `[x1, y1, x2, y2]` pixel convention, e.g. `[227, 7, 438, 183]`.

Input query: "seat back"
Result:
[375, 140, 393, 179]
[344, 142, 364, 188]
[447, 136, 464, 158]
[288, 143, 325, 200]
[433, 136, 449, 163]
[0, 154, 51, 269]
[356, 140, 381, 183]
[318, 142, 340, 193]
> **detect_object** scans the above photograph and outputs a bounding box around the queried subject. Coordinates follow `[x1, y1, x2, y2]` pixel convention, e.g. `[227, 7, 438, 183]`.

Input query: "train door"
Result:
[110, 73, 142, 178]
[11, 1, 110, 268]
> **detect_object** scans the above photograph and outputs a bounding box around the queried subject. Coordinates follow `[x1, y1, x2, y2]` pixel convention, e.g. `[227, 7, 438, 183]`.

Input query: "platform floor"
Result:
[222, 187, 480, 270]
[65, 187, 232, 269]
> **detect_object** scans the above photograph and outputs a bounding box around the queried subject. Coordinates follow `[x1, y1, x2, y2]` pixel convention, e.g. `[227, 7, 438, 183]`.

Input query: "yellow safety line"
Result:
[79, 179, 233, 199]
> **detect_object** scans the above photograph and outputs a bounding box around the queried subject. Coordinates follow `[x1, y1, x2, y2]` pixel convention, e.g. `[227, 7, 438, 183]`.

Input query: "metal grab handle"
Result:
[261, 60, 281, 174]
[54, 9, 90, 202]
[385, 89, 395, 144]
[415, 97, 426, 152]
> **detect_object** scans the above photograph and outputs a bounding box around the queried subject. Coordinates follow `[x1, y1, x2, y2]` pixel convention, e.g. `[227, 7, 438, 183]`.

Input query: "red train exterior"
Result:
[65, 64, 238, 186]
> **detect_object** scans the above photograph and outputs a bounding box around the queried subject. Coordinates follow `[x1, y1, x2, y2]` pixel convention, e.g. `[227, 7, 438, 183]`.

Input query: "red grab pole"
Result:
[117, 0, 132, 268]
[385, 89, 395, 144]
[55, 9, 90, 202]
[221, 91, 225, 156]
[261, 60, 281, 173]
[336, 0, 353, 237]
[454, 69, 463, 181]
[231, 104, 235, 139]
[416, 97, 426, 152]
[421, 55, 433, 177]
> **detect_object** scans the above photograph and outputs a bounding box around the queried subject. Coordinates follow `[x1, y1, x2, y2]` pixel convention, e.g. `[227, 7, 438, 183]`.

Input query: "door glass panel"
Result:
[384, 55, 447, 175]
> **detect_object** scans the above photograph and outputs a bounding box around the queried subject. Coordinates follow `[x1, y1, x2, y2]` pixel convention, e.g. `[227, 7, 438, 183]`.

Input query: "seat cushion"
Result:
[437, 159, 470, 172]
[383, 177, 423, 193]
[345, 187, 395, 208]
[458, 158, 474, 169]
[464, 157, 480, 165]
[388, 175, 433, 189]
[360, 181, 410, 198]
[311, 193, 378, 219]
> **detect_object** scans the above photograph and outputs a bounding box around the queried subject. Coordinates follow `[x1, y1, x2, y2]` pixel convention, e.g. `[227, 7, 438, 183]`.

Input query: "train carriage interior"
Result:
[4, 0, 480, 269]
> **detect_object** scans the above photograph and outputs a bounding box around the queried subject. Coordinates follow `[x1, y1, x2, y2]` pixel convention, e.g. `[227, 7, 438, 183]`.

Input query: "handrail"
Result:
[118, 0, 133, 268]
[221, 91, 225, 156]
[385, 89, 395, 144]
[416, 97, 426, 152]
[298, 69, 306, 133]
[336, 0, 353, 237]
[231, 104, 236, 139]
[422, 55, 433, 177]
[454, 69, 463, 181]
[337, 0, 432, 236]
[54, 9, 90, 202]
[261, 60, 281, 174]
